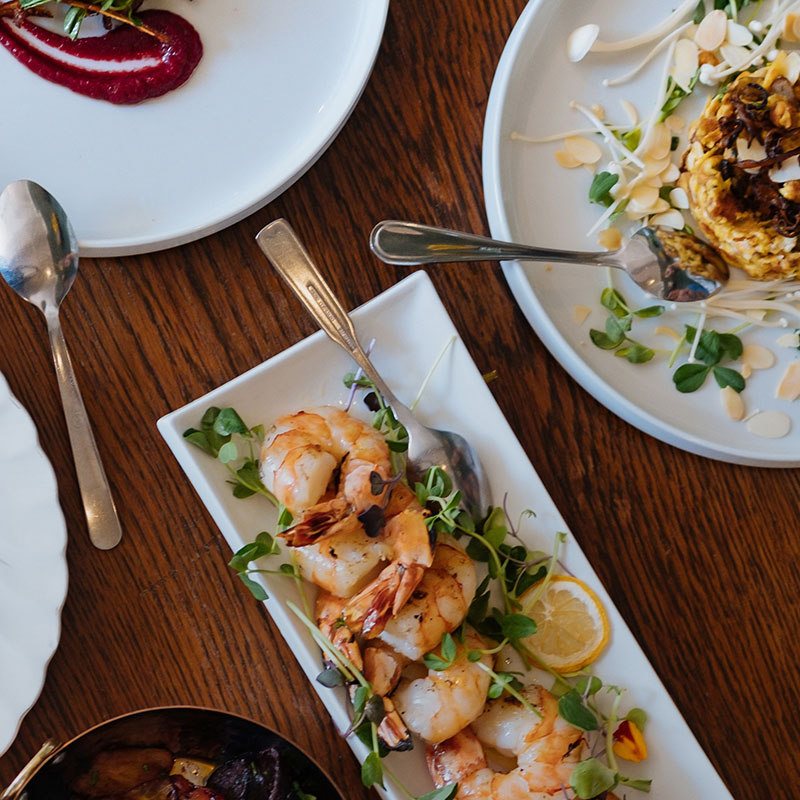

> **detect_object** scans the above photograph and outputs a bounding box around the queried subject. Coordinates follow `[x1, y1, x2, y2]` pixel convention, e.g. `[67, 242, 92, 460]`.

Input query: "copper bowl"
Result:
[3, 706, 344, 800]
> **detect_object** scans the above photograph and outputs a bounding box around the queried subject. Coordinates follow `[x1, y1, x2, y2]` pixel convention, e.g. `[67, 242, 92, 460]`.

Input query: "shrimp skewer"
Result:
[426, 684, 586, 799]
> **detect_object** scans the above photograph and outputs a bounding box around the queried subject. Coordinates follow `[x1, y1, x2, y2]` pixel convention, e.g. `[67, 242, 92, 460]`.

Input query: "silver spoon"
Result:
[255, 218, 492, 522]
[370, 220, 729, 302]
[0, 180, 122, 550]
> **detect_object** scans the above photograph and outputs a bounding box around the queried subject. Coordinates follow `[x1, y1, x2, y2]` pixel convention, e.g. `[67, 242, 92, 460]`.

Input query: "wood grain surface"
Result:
[1, 2, 798, 799]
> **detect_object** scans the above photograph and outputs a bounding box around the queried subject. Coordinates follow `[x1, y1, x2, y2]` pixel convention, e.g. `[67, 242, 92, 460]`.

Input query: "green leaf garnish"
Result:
[557, 690, 599, 731]
[589, 171, 619, 206]
[570, 758, 617, 799]
[673, 362, 711, 392]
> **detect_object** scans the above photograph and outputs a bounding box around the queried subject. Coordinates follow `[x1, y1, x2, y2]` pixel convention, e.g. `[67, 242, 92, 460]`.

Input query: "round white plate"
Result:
[0, 372, 68, 756]
[0, 1, 388, 257]
[483, 0, 800, 466]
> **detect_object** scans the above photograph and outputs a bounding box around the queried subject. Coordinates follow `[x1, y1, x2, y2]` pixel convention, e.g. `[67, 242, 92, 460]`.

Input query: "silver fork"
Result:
[255, 218, 492, 522]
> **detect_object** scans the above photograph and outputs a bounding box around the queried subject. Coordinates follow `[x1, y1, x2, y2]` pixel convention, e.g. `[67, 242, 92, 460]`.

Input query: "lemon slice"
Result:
[519, 575, 610, 672]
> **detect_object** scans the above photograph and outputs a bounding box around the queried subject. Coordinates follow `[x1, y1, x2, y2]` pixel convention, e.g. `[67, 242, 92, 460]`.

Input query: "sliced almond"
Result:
[664, 114, 686, 133]
[686, 141, 704, 170]
[650, 197, 671, 214]
[786, 51, 800, 85]
[572, 305, 592, 326]
[597, 227, 622, 250]
[643, 154, 672, 177]
[620, 99, 638, 127]
[669, 186, 690, 209]
[769, 156, 800, 184]
[661, 163, 681, 183]
[777, 332, 800, 348]
[564, 135, 603, 164]
[649, 209, 685, 229]
[567, 23, 600, 62]
[742, 363, 752, 379]
[591, 103, 606, 121]
[628, 183, 660, 212]
[763, 50, 788, 88]
[655, 325, 681, 340]
[746, 410, 792, 438]
[694, 9, 727, 52]
[720, 386, 745, 421]
[720, 42, 751, 70]
[645, 124, 673, 161]
[784, 12, 800, 43]
[742, 343, 776, 370]
[555, 149, 582, 168]
[726, 20, 753, 47]
[671, 39, 699, 92]
[775, 362, 800, 401]
[736, 137, 767, 162]
[626, 207, 649, 221]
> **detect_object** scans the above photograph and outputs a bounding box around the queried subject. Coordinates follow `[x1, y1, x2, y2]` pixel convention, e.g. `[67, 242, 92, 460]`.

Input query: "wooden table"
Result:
[1, 2, 798, 798]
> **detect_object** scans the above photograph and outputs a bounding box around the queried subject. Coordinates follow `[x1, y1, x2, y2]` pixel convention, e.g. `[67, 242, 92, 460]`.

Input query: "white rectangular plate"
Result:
[158, 271, 732, 799]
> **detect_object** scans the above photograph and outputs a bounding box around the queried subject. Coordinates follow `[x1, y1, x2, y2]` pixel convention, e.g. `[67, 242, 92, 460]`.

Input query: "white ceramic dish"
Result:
[483, 0, 800, 466]
[0, 372, 68, 756]
[158, 271, 732, 798]
[0, 0, 388, 257]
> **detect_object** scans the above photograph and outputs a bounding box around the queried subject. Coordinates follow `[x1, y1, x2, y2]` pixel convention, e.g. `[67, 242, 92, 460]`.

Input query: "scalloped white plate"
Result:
[483, 0, 800, 466]
[0, 372, 68, 756]
[0, 0, 388, 256]
[158, 271, 732, 798]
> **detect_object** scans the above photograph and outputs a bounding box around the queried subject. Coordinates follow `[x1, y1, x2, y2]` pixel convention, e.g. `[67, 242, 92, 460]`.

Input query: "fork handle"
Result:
[255, 220, 420, 433]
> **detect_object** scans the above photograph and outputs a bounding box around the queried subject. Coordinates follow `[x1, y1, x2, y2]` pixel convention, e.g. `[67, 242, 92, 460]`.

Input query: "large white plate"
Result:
[483, 0, 800, 466]
[0, 372, 68, 756]
[0, 1, 388, 257]
[158, 271, 732, 799]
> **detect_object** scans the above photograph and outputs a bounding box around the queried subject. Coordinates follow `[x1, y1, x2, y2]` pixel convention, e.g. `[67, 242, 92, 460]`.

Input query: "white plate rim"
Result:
[482, 0, 800, 468]
[5, 2, 389, 258]
[157, 270, 733, 799]
[0, 372, 68, 757]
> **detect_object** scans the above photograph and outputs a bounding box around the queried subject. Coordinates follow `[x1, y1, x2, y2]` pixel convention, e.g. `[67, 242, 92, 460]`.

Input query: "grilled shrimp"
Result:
[392, 630, 493, 744]
[261, 406, 392, 526]
[376, 542, 476, 662]
[264, 407, 434, 628]
[426, 684, 585, 799]
[343, 505, 434, 636]
[315, 590, 411, 751]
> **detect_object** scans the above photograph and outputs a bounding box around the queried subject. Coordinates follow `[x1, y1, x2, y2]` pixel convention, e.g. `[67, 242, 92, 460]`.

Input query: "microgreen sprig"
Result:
[590, 288, 663, 364]
[672, 324, 745, 392]
[18, 0, 168, 42]
[184, 407, 278, 503]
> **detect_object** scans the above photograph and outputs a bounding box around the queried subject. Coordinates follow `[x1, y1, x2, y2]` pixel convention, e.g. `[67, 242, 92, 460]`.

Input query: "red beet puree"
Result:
[0, 10, 202, 104]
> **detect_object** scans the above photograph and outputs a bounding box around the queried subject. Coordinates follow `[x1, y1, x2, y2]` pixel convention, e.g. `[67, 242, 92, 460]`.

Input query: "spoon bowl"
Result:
[255, 218, 492, 522]
[370, 220, 729, 302]
[0, 180, 121, 550]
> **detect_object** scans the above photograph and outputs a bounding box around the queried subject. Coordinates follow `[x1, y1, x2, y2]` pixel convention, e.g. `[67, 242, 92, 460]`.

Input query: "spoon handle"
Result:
[47, 314, 122, 550]
[370, 220, 611, 266]
[255, 219, 424, 438]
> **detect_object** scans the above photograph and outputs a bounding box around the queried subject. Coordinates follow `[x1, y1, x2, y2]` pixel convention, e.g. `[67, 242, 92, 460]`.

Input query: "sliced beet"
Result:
[206, 749, 288, 800]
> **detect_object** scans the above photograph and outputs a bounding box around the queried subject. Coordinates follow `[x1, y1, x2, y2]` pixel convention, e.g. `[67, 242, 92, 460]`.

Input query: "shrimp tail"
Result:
[279, 497, 353, 546]
[344, 561, 427, 637]
[377, 696, 414, 752]
[316, 590, 364, 674]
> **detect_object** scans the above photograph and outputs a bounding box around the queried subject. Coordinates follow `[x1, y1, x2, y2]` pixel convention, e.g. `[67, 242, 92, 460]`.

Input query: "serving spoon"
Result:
[370, 221, 729, 302]
[256, 218, 492, 523]
[0, 180, 122, 550]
